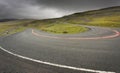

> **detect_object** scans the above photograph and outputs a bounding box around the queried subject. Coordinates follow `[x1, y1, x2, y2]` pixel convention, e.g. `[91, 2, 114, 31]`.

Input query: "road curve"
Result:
[0, 26, 120, 73]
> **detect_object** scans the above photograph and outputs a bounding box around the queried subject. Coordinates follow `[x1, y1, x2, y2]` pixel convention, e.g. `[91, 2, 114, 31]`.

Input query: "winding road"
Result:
[0, 26, 120, 73]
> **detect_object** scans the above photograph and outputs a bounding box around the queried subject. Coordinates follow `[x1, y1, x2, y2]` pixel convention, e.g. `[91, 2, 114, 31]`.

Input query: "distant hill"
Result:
[0, 6, 120, 27]
[0, 6, 120, 36]
[0, 19, 17, 22]
[57, 6, 120, 27]
[26, 6, 120, 27]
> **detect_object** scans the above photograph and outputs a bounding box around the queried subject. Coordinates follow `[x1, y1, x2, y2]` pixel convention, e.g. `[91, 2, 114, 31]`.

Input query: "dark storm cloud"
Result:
[35, 0, 120, 11]
[0, 0, 120, 19]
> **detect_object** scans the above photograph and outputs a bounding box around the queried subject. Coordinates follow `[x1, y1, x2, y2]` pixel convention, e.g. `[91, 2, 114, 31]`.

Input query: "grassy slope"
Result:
[27, 6, 120, 33]
[60, 6, 120, 27]
[24, 20, 87, 34]
[40, 23, 88, 34]
[0, 20, 34, 36]
[0, 6, 120, 35]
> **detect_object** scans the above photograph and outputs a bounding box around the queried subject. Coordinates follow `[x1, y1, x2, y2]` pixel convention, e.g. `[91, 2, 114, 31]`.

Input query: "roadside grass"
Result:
[0, 24, 27, 36]
[37, 23, 88, 34]
[8, 27, 27, 35]
[0, 25, 14, 36]
[0, 20, 32, 36]
[85, 16, 120, 27]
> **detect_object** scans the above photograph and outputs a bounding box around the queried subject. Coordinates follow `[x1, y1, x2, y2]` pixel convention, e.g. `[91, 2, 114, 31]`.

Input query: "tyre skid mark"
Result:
[32, 30, 120, 40]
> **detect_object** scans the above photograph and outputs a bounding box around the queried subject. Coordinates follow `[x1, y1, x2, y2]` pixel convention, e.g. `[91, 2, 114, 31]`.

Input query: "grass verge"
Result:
[37, 23, 88, 34]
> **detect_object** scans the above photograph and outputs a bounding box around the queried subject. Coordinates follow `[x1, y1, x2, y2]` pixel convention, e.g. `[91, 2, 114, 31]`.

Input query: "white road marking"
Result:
[0, 46, 115, 73]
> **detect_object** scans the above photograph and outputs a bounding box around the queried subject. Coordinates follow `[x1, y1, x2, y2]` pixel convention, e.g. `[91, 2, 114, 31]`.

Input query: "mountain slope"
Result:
[59, 6, 120, 27]
[0, 6, 120, 35]
[22, 6, 120, 28]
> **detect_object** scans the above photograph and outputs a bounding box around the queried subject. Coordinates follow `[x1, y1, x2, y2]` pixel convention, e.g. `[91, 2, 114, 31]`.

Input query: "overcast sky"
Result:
[0, 0, 120, 19]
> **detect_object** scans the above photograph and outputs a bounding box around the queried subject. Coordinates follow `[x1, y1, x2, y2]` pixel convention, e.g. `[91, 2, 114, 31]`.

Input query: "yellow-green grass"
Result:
[39, 23, 88, 34]
[0, 25, 14, 35]
[7, 27, 27, 35]
[0, 25, 27, 36]
[0, 20, 35, 36]
[86, 16, 120, 27]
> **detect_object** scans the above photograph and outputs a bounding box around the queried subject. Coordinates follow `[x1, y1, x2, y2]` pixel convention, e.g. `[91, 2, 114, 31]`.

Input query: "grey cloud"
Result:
[36, 0, 120, 12]
[0, 0, 120, 19]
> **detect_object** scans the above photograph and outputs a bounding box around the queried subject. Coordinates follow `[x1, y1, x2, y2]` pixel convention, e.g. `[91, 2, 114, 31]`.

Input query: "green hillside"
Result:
[26, 6, 120, 28]
[59, 6, 120, 27]
[0, 6, 120, 35]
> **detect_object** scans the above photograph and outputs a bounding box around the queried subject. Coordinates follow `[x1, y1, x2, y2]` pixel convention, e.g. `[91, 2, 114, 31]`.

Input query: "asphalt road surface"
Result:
[0, 26, 120, 73]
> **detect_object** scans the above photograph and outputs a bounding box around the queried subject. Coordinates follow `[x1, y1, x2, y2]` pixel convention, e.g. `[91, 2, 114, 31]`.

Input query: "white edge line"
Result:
[0, 46, 115, 73]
